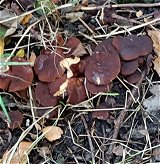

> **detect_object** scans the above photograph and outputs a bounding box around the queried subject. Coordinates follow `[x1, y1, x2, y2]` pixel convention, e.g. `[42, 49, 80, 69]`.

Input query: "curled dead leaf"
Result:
[60, 57, 80, 78]
[2, 141, 32, 164]
[42, 126, 63, 142]
[153, 56, 160, 77]
[148, 30, 160, 56]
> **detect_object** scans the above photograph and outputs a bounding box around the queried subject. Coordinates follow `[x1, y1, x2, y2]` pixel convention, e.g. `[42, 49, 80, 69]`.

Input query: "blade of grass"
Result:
[0, 95, 11, 123]
[0, 62, 34, 66]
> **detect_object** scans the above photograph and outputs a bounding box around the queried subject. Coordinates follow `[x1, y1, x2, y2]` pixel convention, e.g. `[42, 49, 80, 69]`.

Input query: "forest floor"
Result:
[0, 0, 160, 164]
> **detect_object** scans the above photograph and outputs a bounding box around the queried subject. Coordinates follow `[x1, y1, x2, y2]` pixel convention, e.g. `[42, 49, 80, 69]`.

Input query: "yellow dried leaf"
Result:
[153, 56, 160, 77]
[60, 57, 80, 78]
[0, 38, 4, 55]
[16, 49, 25, 58]
[2, 141, 32, 164]
[21, 14, 32, 25]
[29, 52, 36, 66]
[148, 30, 160, 56]
[42, 126, 63, 142]
[54, 79, 69, 96]
[136, 10, 143, 18]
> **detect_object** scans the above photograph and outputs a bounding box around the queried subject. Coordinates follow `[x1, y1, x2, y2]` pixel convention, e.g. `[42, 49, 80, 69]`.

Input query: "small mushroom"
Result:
[85, 39, 121, 85]
[65, 37, 87, 57]
[120, 59, 139, 75]
[0, 73, 11, 90]
[67, 78, 87, 104]
[34, 49, 65, 82]
[86, 79, 112, 94]
[35, 82, 58, 107]
[70, 56, 90, 76]
[48, 74, 67, 96]
[137, 56, 144, 66]
[9, 57, 33, 92]
[125, 71, 142, 84]
[112, 35, 153, 61]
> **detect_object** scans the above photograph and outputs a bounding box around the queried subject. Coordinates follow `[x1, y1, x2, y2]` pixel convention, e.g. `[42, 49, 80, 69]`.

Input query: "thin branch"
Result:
[81, 3, 160, 11]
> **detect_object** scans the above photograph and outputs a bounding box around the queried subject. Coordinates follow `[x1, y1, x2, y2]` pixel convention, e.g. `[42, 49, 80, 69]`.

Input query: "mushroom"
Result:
[9, 57, 33, 92]
[86, 79, 112, 94]
[125, 70, 142, 84]
[85, 39, 121, 85]
[34, 49, 65, 82]
[48, 74, 68, 96]
[120, 59, 139, 75]
[70, 56, 90, 77]
[67, 78, 87, 104]
[35, 82, 58, 107]
[112, 35, 153, 61]
[0, 73, 11, 90]
[64, 37, 87, 57]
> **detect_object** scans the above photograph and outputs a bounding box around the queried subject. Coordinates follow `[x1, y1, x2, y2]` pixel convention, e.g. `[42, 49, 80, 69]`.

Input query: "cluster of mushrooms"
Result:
[0, 34, 153, 107]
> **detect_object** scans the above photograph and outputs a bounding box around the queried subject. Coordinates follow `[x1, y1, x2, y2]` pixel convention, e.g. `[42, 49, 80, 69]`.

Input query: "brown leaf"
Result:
[21, 14, 32, 25]
[153, 147, 160, 161]
[42, 126, 63, 142]
[3, 141, 32, 164]
[153, 56, 160, 77]
[92, 110, 110, 120]
[148, 30, 160, 56]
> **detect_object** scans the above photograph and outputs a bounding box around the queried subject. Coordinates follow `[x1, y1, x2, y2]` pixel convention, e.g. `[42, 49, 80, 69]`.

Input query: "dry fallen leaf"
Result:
[0, 38, 4, 55]
[21, 14, 32, 25]
[143, 85, 160, 115]
[2, 141, 32, 164]
[113, 145, 123, 156]
[16, 48, 25, 58]
[60, 57, 80, 78]
[29, 52, 36, 66]
[153, 147, 160, 161]
[66, 12, 84, 23]
[0, 9, 19, 37]
[136, 10, 143, 18]
[148, 30, 160, 56]
[42, 126, 63, 142]
[153, 56, 160, 76]
[54, 79, 69, 96]
[147, 30, 160, 76]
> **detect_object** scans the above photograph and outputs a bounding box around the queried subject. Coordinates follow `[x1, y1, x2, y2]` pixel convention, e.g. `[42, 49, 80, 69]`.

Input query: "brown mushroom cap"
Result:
[137, 56, 144, 66]
[67, 78, 87, 104]
[70, 56, 90, 76]
[9, 57, 33, 92]
[112, 35, 153, 61]
[86, 79, 112, 94]
[65, 37, 87, 57]
[120, 59, 139, 75]
[35, 82, 58, 107]
[0, 73, 11, 90]
[85, 39, 121, 85]
[34, 49, 65, 82]
[48, 74, 67, 95]
[125, 70, 142, 84]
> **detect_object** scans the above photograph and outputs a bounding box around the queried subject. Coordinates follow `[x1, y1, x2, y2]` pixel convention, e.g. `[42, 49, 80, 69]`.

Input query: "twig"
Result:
[94, 17, 160, 38]
[81, 115, 95, 164]
[81, 3, 160, 11]
[107, 70, 146, 157]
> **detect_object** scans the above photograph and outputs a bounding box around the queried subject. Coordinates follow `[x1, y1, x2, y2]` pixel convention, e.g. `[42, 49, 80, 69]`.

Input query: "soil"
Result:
[0, 0, 160, 164]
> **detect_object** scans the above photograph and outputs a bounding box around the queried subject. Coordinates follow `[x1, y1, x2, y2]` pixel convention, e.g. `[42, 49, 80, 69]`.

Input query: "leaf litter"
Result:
[0, 0, 160, 163]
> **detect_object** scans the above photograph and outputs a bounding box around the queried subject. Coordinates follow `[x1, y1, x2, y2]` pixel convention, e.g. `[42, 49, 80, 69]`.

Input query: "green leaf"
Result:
[0, 95, 11, 123]
[0, 25, 8, 38]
